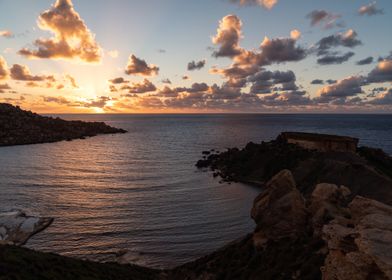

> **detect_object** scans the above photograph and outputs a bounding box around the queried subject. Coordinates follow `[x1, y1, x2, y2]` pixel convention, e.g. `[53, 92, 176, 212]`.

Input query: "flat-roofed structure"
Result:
[279, 132, 359, 153]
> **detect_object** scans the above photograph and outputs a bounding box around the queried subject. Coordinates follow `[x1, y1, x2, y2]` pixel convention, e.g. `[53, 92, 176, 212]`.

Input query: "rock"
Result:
[0, 210, 53, 245]
[0, 103, 127, 147]
[309, 184, 351, 233]
[321, 196, 392, 280]
[251, 170, 307, 246]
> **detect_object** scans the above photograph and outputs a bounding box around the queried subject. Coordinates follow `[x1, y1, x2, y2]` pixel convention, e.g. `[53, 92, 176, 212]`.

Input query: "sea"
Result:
[0, 114, 391, 268]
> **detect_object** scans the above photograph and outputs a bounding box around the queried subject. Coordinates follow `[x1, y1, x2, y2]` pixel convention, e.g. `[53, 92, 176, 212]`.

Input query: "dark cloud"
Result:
[258, 37, 306, 63]
[10, 64, 55, 82]
[228, 0, 278, 9]
[66, 74, 78, 88]
[182, 75, 190, 80]
[368, 89, 392, 105]
[0, 56, 9, 80]
[43, 96, 71, 105]
[306, 10, 343, 29]
[123, 79, 157, 94]
[248, 70, 297, 94]
[187, 60, 206, 71]
[315, 30, 361, 65]
[326, 79, 337, 84]
[358, 2, 383, 16]
[316, 30, 362, 54]
[367, 60, 392, 83]
[18, 0, 102, 63]
[317, 51, 355, 65]
[311, 79, 324, 85]
[110, 77, 129, 84]
[161, 78, 172, 84]
[125, 55, 159, 76]
[356, 56, 374, 65]
[0, 83, 11, 93]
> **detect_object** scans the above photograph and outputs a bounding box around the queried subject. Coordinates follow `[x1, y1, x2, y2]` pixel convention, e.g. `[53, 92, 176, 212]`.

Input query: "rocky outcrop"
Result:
[0, 210, 53, 246]
[0, 103, 127, 147]
[322, 196, 392, 280]
[196, 137, 392, 205]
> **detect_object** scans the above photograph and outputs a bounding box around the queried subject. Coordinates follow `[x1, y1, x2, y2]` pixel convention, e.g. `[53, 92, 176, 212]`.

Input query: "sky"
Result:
[0, 0, 391, 113]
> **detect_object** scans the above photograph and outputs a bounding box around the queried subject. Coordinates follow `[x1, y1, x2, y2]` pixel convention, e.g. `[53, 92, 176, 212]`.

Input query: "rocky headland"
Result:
[0, 103, 126, 147]
[1, 133, 392, 279]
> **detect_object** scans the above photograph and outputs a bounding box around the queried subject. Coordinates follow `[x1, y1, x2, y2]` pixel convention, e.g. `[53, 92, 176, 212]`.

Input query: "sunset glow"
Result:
[0, 0, 391, 113]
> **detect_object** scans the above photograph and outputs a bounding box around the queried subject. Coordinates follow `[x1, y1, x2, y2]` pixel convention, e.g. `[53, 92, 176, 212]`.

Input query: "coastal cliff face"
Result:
[0, 103, 126, 146]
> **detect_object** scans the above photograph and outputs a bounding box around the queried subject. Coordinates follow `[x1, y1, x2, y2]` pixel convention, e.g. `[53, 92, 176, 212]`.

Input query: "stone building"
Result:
[279, 132, 359, 153]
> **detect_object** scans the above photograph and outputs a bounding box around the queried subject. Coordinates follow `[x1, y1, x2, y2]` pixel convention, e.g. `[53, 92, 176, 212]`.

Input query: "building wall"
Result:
[286, 138, 356, 153]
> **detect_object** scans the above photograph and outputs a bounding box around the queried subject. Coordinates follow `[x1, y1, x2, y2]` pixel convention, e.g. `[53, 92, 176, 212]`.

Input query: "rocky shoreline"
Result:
[1, 133, 392, 279]
[0, 103, 126, 147]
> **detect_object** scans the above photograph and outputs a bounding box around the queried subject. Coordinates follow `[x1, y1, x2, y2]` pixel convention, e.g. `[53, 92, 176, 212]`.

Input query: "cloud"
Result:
[368, 89, 392, 105]
[125, 55, 159, 76]
[182, 75, 190, 80]
[367, 60, 392, 83]
[259, 36, 306, 63]
[358, 2, 383, 16]
[10, 64, 55, 82]
[248, 70, 297, 94]
[0, 56, 9, 80]
[315, 29, 361, 65]
[356, 56, 374, 65]
[228, 0, 278, 9]
[316, 76, 365, 103]
[212, 15, 243, 58]
[311, 79, 324, 85]
[211, 15, 306, 86]
[43, 96, 72, 105]
[0, 83, 11, 93]
[306, 10, 343, 29]
[110, 77, 129, 84]
[161, 78, 172, 84]
[316, 29, 362, 54]
[18, 0, 102, 63]
[123, 79, 156, 94]
[107, 50, 119, 58]
[0, 30, 13, 38]
[290, 29, 301, 40]
[187, 60, 206, 71]
[317, 51, 355, 65]
[66, 74, 78, 88]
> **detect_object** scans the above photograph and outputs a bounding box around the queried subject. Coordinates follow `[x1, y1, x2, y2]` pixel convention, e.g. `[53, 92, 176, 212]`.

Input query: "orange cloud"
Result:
[0, 30, 13, 38]
[125, 55, 159, 76]
[18, 0, 102, 63]
[10, 64, 54, 82]
[0, 56, 9, 80]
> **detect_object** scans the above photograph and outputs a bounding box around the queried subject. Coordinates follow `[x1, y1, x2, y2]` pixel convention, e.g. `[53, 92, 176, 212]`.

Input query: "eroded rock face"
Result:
[251, 170, 307, 247]
[322, 196, 392, 280]
[0, 210, 53, 245]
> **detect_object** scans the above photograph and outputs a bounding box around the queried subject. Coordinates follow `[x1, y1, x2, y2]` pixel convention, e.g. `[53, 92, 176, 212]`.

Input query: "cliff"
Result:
[0, 103, 126, 146]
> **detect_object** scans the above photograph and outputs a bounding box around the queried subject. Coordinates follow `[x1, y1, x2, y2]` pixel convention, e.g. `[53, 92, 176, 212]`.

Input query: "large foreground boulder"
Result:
[0, 210, 53, 245]
[251, 170, 307, 247]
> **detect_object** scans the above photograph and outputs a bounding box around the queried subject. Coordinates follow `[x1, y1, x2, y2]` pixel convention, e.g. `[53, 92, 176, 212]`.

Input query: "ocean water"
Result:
[0, 114, 391, 268]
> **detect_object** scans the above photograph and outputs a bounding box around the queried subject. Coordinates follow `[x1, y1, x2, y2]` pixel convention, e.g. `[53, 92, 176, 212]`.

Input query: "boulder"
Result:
[251, 170, 307, 246]
[0, 210, 53, 245]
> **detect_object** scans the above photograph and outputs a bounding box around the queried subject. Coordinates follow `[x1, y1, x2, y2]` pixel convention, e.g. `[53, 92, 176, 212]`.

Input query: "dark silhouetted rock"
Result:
[0, 103, 127, 147]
